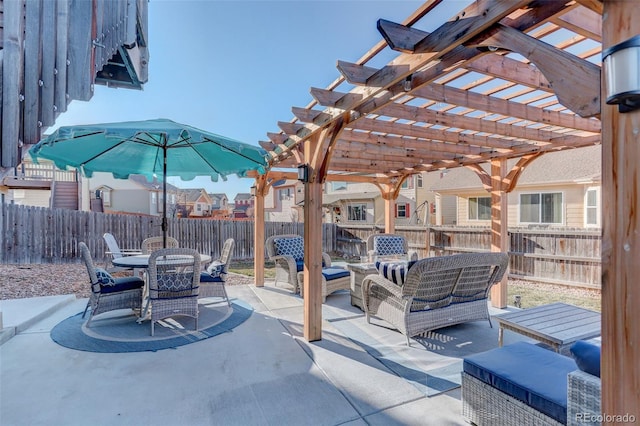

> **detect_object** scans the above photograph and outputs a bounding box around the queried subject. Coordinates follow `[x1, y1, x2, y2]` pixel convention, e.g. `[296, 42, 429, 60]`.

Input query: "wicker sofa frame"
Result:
[462, 366, 602, 426]
[265, 234, 331, 293]
[362, 252, 509, 345]
[567, 369, 601, 426]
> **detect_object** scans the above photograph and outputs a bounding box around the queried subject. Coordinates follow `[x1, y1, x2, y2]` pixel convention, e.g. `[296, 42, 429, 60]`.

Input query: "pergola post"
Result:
[601, 0, 640, 419]
[384, 196, 395, 234]
[489, 158, 508, 308]
[253, 177, 266, 287]
[302, 178, 323, 341]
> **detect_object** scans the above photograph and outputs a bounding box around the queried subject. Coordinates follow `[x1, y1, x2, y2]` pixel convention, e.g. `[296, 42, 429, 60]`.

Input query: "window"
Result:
[395, 203, 410, 218]
[416, 175, 423, 188]
[519, 192, 563, 224]
[279, 188, 292, 200]
[151, 192, 157, 205]
[468, 197, 491, 220]
[347, 204, 367, 221]
[331, 181, 347, 191]
[401, 178, 413, 189]
[585, 187, 600, 227]
[197, 204, 202, 211]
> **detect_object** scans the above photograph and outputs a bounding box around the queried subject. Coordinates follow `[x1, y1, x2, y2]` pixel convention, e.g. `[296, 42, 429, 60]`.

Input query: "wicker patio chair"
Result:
[362, 252, 509, 345]
[103, 232, 142, 273]
[199, 238, 234, 306]
[141, 236, 179, 254]
[265, 234, 331, 293]
[147, 248, 200, 336]
[366, 233, 418, 261]
[79, 242, 144, 327]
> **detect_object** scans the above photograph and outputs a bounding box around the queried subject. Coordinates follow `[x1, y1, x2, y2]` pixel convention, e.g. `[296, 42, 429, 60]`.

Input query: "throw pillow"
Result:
[273, 236, 304, 261]
[207, 261, 227, 278]
[375, 260, 407, 286]
[570, 340, 601, 377]
[94, 267, 116, 286]
[373, 236, 405, 256]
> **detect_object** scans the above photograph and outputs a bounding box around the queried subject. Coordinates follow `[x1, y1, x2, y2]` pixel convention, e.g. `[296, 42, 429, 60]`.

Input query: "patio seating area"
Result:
[1, 278, 533, 425]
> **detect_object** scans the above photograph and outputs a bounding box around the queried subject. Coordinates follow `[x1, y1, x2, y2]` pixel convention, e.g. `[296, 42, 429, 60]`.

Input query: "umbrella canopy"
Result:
[29, 118, 269, 246]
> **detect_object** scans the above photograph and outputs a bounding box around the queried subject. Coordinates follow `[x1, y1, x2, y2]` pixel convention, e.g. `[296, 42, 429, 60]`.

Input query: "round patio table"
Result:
[112, 253, 211, 269]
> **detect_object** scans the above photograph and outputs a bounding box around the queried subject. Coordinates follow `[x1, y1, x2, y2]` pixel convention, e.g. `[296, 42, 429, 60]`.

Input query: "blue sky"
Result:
[54, 0, 439, 200]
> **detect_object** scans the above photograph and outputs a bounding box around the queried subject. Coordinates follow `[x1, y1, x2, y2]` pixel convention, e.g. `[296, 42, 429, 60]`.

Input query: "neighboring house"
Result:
[430, 145, 602, 229]
[264, 180, 303, 222]
[322, 180, 417, 226]
[85, 173, 178, 217]
[176, 188, 213, 218]
[209, 193, 231, 219]
[233, 193, 254, 219]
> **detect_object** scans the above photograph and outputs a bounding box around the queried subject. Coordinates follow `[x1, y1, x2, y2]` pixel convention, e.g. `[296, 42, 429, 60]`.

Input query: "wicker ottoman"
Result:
[297, 267, 351, 303]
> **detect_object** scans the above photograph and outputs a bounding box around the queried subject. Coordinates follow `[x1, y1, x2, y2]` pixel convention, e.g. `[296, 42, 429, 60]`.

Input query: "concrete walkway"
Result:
[0, 283, 519, 426]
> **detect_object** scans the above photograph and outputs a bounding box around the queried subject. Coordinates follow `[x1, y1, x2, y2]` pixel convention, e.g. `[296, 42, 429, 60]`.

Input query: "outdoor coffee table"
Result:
[494, 302, 600, 354]
[346, 262, 378, 310]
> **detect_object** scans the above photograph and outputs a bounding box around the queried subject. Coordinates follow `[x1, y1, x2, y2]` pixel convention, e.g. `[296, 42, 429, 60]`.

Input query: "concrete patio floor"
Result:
[0, 281, 525, 426]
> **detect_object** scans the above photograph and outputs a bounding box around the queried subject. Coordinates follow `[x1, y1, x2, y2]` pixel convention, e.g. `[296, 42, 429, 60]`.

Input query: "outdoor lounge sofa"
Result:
[462, 340, 602, 426]
[362, 252, 509, 345]
[265, 234, 331, 293]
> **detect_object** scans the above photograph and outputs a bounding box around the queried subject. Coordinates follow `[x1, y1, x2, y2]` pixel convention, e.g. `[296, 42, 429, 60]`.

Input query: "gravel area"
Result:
[0, 263, 255, 300]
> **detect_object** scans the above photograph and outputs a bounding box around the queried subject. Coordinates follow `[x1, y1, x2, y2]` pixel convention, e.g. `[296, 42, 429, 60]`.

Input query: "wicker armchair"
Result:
[141, 236, 179, 254]
[147, 248, 200, 336]
[199, 238, 234, 306]
[362, 252, 508, 345]
[79, 242, 144, 327]
[366, 233, 418, 261]
[265, 234, 331, 293]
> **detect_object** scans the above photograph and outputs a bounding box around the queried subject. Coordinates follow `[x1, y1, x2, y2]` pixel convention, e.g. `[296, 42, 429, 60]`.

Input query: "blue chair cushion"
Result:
[95, 267, 116, 286]
[100, 276, 144, 294]
[373, 236, 405, 256]
[273, 236, 304, 261]
[321, 267, 350, 281]
[296, 259, 328, 272]
[570, 340, 601, 377]
[200, 271, 224, 283]
[375, 260, 417, 286]
[463, 341, 577, 424]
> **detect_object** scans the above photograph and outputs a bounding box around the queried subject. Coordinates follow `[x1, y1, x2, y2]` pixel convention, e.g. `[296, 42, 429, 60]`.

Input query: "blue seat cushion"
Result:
[570, 340, 601, 377]
[463, 341, 577, 424]
[296, 259, 327, 272]
[100, 276, 144, 294]
[200, 271, 224, 283]
[321, 267, 350, 281]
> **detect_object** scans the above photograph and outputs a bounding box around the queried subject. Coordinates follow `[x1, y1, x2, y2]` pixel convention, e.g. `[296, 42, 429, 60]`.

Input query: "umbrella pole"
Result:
[162, 144, 168, 248]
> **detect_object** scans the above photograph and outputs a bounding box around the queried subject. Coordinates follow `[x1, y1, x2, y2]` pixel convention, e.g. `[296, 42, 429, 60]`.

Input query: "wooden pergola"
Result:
[249, 1, 638, 419]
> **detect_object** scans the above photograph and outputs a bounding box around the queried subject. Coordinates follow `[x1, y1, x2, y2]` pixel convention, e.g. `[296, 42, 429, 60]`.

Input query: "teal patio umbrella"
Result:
[30, 118, 269, 247]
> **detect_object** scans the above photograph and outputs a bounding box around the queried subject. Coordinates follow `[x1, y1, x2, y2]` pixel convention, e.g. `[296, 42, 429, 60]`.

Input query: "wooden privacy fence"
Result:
[0, 204, 335, 264]
[1, 204, 601, 289]
[429, 226, 602, 289]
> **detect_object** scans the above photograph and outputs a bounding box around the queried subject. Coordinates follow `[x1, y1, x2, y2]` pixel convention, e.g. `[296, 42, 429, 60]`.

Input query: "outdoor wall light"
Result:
[403, 75, 413, 92]
[297, 164, 310, 183]
[250, 185, 257, 197]
[603, 35, 640, 113]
